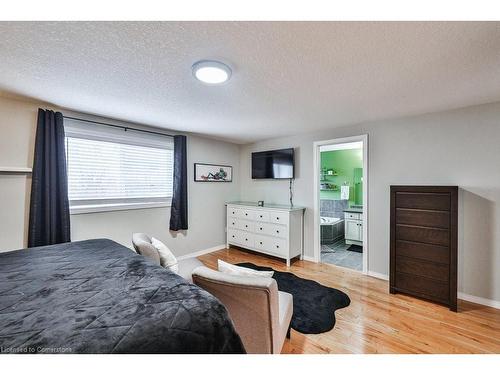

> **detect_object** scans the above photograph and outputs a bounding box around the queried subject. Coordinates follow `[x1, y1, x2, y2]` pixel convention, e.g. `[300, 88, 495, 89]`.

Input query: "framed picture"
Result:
[194, 163, 233, 182]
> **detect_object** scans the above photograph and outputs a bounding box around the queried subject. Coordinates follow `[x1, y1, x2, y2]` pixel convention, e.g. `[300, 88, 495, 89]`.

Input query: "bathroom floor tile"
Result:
[320, 239, 362, 271]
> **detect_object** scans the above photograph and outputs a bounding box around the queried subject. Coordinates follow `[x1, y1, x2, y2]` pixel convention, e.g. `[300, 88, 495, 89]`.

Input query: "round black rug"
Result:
[236, 262, 351, 334]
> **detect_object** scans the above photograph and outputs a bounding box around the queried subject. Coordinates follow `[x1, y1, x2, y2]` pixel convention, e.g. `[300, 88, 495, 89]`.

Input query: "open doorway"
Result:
[313, 135, 368, 274]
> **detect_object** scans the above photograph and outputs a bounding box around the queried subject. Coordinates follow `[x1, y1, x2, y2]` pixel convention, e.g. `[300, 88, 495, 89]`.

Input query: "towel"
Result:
[341, 185, 350, 200]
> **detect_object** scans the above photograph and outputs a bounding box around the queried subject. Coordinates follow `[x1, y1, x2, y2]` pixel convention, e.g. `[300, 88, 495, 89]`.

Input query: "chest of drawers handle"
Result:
[276, 245, 280, 249]
[245, 224, 248, 228]
[259, 241, 263, 245]
[276, 230, 280, 234]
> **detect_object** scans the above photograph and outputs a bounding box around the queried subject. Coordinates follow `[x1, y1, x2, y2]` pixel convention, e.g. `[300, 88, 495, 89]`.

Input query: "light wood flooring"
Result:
[198, 247, 500, 354]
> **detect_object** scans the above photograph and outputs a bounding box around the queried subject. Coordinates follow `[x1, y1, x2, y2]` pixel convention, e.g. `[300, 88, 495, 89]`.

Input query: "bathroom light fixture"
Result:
[192, 60, 232, 85]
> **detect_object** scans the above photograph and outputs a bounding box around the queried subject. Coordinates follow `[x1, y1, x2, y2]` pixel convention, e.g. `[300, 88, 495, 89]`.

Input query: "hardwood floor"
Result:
[198, 247, 500, 354]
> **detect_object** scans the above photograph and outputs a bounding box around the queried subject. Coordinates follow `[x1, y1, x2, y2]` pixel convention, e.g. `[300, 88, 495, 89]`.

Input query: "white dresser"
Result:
[226, 202, 305, 267]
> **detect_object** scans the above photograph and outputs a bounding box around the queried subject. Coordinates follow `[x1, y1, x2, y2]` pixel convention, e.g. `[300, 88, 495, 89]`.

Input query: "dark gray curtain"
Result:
[169, 135, 188, 231]
[28, 109, 71, 247]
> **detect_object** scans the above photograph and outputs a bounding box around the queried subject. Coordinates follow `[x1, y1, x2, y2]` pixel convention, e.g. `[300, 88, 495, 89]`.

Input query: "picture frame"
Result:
[194, 163, 233, 182]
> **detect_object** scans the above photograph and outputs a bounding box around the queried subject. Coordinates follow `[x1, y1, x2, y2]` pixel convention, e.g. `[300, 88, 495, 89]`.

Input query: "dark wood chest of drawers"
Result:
[390, 186, 458, 311]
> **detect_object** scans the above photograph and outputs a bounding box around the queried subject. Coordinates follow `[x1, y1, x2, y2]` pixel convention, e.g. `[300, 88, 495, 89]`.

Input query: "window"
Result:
[64, 119, 174, 214]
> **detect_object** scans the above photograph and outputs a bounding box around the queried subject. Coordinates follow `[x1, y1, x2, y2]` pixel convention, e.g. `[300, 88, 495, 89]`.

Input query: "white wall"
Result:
[239, 102, 500, 303]
[0, 95, 240, 257]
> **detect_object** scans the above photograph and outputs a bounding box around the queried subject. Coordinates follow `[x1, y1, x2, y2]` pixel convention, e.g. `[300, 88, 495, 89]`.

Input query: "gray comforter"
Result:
[0, 239, 245, 354]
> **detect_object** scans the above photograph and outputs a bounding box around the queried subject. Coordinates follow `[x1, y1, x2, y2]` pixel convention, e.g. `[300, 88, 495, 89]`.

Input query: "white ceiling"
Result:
[1, 22, 500, 144]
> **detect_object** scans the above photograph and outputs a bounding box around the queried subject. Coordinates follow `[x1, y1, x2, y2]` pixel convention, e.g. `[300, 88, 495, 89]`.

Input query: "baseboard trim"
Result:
[458, 292, 500, 310]
[302, 255, 317, 262]
[368, 271, 389, 281]
[177, 244, 226, 261]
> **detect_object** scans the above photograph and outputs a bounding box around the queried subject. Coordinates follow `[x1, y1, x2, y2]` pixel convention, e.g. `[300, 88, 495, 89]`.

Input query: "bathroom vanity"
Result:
[226, 201, 305, 267]
[344, 207, 363, 246]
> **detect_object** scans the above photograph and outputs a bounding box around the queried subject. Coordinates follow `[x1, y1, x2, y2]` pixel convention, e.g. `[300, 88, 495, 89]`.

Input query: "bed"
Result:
[0, 239, 245, 354]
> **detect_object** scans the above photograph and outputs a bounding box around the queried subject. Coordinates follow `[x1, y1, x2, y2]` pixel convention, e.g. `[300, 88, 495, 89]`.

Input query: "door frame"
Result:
[313, 134, 369, 274]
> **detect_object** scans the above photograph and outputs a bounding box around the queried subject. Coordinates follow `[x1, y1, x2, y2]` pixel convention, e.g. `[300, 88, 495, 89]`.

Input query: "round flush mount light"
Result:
[192, 60, 232, 85]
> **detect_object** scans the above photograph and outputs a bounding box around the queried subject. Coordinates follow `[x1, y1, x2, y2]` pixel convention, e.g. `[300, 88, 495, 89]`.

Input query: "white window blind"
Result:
[64, 119, 174, 213]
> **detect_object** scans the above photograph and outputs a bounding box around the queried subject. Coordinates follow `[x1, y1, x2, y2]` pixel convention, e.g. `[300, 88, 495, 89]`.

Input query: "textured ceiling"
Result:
[1, 22, 500, 144]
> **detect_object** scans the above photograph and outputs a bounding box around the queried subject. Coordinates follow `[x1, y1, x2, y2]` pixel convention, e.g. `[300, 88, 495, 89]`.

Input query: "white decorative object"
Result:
[151, 237, 179, 273]
[226, 202, 305, 267]
[340, 185, 350, 200]
[217, 259, 274, 278]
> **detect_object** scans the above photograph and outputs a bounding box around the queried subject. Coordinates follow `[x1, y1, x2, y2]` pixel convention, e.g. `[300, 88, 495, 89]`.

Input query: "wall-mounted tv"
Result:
[251, 148, 294, 179]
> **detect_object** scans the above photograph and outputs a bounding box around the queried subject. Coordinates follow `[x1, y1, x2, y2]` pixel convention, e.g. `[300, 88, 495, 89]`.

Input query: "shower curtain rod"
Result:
[62, 115, 175, 138]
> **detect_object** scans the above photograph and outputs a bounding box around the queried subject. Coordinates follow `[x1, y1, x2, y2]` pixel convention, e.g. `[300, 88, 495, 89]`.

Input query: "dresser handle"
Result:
[259, 241, 263, 245]
[245, 238, 248, 241]
[260, 215, 263, 218]
[276, 217, 279, 220]
[276, 245, 280, 248]
[232, 235, 235, 238]
[245, 225, 248, 228]
[245, 213, 248, 216]
[276, 230, 279, 233]
[260, 227, 263, 230]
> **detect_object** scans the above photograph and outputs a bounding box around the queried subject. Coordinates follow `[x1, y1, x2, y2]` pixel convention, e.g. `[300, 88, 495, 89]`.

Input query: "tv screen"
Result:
[252, 148, 294, 179]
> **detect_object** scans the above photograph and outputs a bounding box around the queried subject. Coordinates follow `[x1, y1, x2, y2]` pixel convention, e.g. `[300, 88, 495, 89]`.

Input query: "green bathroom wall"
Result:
[320, 148, 363, 205]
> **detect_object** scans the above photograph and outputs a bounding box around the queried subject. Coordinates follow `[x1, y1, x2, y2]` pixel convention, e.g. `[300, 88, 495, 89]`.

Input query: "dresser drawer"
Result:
[237, 209, 256, 220]
[395, 272, 449, 303]
[396, 256, 449, 282]
[395, 192, 450, 211]
[396, 224, 449, 247]
[254, 234, 288, 256]
[270, 211, 289, 225]
[395, 208, 449, 229]
[227, 229, 242, 244]
[227, 207, 241, 217]
[237, 219, 254, 232]
[255, 211, 270, 222]
[395, 240, 449, 264]
[255, 222, 287, 238]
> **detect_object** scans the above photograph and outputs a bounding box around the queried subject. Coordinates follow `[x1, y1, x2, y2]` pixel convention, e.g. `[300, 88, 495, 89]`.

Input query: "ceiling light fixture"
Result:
[192, 60, 232, 85]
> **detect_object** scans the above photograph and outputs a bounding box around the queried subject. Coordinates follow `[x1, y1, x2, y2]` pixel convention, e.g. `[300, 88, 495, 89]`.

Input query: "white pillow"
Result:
[218, 259, 274, 278]
[151, 237, 179, 273]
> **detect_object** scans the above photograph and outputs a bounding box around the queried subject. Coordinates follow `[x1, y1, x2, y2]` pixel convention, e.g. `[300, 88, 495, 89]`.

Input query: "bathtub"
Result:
[320, 216, 344, 244]
[320, 216, 342, 225]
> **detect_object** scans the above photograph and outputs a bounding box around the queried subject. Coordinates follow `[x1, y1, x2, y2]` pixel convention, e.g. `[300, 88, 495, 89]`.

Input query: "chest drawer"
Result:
[255, 222, 287, 238]
[237, 209, 256, 220]
[237, 219, 254, 232]
[254, 234, 288, 256]
[270, 211, 289, 225]
[228, 218, 254, 232]
[255, 211, 270, 222]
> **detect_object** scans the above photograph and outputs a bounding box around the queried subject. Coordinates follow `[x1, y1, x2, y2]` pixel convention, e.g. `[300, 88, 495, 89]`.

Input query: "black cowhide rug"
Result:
[236, 262, 351, 334]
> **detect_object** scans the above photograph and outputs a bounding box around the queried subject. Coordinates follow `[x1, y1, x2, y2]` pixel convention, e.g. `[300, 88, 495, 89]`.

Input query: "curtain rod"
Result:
[62, 115, 175, 138]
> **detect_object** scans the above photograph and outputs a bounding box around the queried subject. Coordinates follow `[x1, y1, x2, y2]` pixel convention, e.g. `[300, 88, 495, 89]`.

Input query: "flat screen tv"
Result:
[251, 148, 294, 179]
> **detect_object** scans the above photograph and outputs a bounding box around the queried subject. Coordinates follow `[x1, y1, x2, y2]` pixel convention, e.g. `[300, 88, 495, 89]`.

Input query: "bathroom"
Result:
[319, 142, 363, 271]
